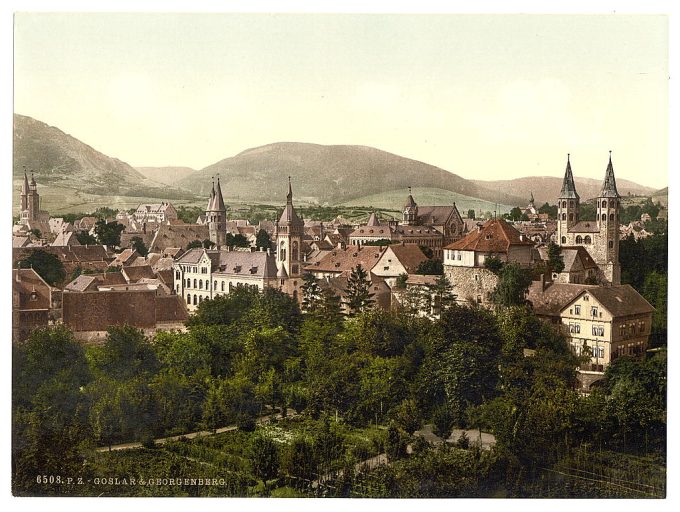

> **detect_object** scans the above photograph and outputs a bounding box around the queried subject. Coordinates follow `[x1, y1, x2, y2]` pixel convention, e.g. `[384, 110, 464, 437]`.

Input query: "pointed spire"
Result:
[286, 176, 293, 204]
[206, 176, 216, 210]
[600, 151, 620, 198]
[366, 211, 380, 226]
[529, 191, 534, 204]
[559, 153, 579, 200]
[404, 187, 417, 208]
[30, 172, 37, 188]
[279, 177, 303, 227]
[213, 175, 226, 212]
[22, 168, 29, 194]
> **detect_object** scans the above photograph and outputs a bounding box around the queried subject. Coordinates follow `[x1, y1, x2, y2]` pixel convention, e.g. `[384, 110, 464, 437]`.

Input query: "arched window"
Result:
[199, 279, 203, 289]
[561, 236, 566, 244]
[221, 281, 225, 291]
[569, 213, 574, 221]
[576, 235, 583, 244]
[570, 201, 574, 208]
[562, 201, 566, 208]
[175, 270, 180, 280]
[292, 241, 299, 261]
[608, 241, 614, 249]
[193, 295, 197, 305]
[584, 236, 592, 244]
[187, 293, 191, 303]
[214, 280, 217, 289]
[562, 213, 567, 221]
[601, 214, 607, 221]
[193, 279, 197, 288]
[279, 241, 286, 262]
[602, 200, 607, 209]
[609, 214, 614, 221]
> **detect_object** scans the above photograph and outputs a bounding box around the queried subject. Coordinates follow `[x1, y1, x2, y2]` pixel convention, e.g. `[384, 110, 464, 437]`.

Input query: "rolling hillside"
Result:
[471, 176, 657, 206]
[177, 142, 526, 206]
[13, 114, 192, 199]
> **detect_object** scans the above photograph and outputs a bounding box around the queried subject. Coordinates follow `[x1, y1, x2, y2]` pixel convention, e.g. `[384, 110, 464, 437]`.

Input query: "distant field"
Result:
[12, 181, 206, 216]
[341, 187, 513, 215]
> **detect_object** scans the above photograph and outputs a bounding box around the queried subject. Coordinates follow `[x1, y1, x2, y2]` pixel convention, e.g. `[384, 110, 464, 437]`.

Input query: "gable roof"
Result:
[567, 285, 655, 317]
[122, 265, 157, 283]
[149, 224, 210, 252]
[381, 244, 429, 273]
[416, 205, 462, 226]
[13, 268, 53, 310]
[305, 245, 385, 275]
[64, 274, 99, 292]
[214, 250, 278, 279]
[444, 218, 533, 252]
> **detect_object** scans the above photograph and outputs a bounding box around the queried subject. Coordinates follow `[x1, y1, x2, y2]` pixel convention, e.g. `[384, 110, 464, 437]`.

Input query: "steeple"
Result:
[206, 178, 216, 210]
[213, 176, 226, 211]
[22, 169, 29, 194]
[278, 178, 303, 227]
[559, 154, 579, 200]
[529, 191, 535, 205]
[599, 151, 620, 198]
[404, 186, 417, 209]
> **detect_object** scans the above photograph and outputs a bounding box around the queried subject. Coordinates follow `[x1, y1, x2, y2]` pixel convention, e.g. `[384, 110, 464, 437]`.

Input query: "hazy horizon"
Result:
[14, 13, 668, 189]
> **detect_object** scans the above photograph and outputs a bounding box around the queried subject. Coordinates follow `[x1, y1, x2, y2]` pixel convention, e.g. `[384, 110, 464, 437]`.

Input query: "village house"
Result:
[537, 245, 599, 284]
[12, 268, 62, 342]
[371, 243, 430, 287]
[528, 280, 654, 391]
[443, 218, 535, 307]
[133, 202, 178, 224]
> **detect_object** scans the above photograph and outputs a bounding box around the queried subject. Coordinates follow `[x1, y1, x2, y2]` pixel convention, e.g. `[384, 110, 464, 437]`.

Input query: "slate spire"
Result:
[559, 154, 580, 200]
[599, 151, 620, 198]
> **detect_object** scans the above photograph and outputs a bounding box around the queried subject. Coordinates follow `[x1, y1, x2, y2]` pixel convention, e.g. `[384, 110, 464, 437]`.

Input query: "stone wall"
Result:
[444, 265, 498, 307]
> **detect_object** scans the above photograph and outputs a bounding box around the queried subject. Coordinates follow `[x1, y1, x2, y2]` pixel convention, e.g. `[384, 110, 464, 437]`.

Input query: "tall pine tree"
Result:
[344, 264, 375, 316]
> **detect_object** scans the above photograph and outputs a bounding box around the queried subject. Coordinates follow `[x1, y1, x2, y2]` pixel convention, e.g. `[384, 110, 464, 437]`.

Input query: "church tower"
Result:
[596, 152, 621, 284]
[557, 154, 580, 245]
[276, 177, 304, 278]
[206, 176, 227, 247]
[20, 171, 41, 226]
[403, 187, 418, 225]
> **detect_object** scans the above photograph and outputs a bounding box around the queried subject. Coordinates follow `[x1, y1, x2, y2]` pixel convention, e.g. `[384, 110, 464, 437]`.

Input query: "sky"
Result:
[13, 12, 669, 189]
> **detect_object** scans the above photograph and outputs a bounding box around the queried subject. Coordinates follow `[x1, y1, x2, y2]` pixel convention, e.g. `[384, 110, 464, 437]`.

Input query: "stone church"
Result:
[556, 153, 621, 285]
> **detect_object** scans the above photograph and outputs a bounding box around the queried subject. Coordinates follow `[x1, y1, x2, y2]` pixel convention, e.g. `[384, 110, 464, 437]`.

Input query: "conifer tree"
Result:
[344, 264, 375, 316]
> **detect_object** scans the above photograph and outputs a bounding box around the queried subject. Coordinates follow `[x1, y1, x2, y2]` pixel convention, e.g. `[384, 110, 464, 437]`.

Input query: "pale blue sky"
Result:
[14, 13, 668, 188]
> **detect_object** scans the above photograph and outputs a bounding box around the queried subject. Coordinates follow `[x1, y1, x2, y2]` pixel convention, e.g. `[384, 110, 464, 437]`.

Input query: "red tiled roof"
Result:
[444, 218, 533, 253]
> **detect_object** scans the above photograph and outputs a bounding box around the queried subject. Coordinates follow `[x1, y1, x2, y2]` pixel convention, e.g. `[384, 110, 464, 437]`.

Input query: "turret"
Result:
[206, 176, 227, 247]
[403, 187, 418, 225]
[276, 177, 304, 278]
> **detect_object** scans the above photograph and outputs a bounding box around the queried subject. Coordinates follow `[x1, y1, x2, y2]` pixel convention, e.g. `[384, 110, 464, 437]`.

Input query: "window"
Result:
[202, 266, 208, 274]
[562, 213, 566, 221]
[584, 236, 591, 244]
[570, 201, 574, 208]
[476, 295, 482, 304]
[610, 213, 615, 221]
[561, 236, 566, 244]
[175, 270, 180, 279]
[474, 274, 479, 282]
[602, 200, 607, 209]
[592, 325, 604, 337]
[569, 213, 574, 221]
[590, 306, 598, 317]
[602, 214, 607, 221]
[383, 266, 390, 271]
[576, 235, 583, 244]
[221, 281, 225, 292]
[199, 279, 203, 289]
[457, 253, 461, 260]
[193, 279, 197, 288]
[569, 323, 581, 334]
[574, 305, 581, 315]
[193, 295, 197, 305]
[562, 201, 566, 209]
[640, 321, 646, 333]
[608, 241, 614, 249]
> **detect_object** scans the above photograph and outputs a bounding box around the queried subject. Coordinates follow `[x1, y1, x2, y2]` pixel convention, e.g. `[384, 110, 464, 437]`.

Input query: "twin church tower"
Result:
[557, 153, 621, 285]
